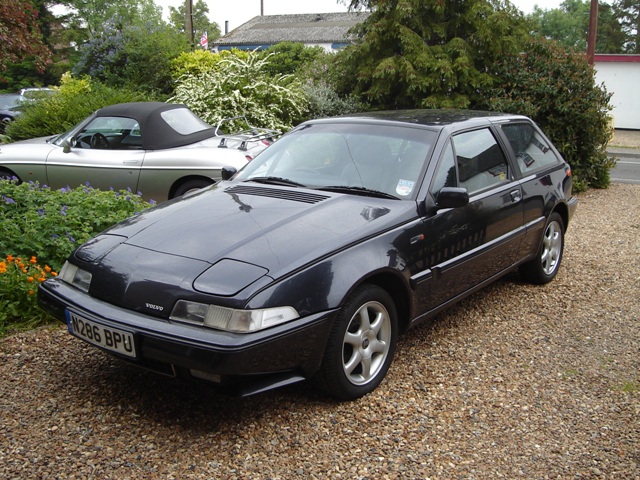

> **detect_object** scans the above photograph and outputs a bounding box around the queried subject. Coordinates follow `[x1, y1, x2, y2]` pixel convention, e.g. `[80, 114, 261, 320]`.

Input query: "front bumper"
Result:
[38, 279, 337, 396]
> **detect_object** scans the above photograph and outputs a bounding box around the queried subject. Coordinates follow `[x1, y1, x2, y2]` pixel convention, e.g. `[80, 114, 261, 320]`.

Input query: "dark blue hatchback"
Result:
[39, 110, 577, 400]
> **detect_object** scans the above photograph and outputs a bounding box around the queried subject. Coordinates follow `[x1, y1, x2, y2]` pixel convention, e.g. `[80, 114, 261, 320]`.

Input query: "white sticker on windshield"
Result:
[396, 179, 414, 196]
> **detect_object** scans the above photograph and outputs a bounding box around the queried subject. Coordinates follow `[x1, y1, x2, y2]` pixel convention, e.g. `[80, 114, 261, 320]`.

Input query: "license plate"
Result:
[66, 310, 136, 358]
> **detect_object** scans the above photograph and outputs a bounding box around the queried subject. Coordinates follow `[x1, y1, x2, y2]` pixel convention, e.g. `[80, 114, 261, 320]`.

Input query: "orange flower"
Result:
[51, 272, 58, 277]
[27, 276, 34, 282]
[6, 255, 14, 262]
[38, 277, 46, 282]
[30, 256, 37, 264]
[44, 265, 52, 273]
[28, 290, 35, 295]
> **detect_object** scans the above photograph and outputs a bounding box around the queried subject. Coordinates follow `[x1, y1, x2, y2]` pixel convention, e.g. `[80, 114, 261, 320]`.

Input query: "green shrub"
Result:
[4, 73, 154, 142]
[258, 42, 326, 77]
[0, 254, 57, 335]
[479, 37, 614, 191]
[0, 178, 153, 271]
[169, 49, 249, 80]
[170, 51, 308, 132]
[0, 178, 153, 335]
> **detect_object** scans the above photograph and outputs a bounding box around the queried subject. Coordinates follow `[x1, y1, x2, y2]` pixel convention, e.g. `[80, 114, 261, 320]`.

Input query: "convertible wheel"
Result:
[172, 178, 214, 198]
[519, 212, 565, 284]
[90, 132, 109, 149]
[315, 285, 398, 400]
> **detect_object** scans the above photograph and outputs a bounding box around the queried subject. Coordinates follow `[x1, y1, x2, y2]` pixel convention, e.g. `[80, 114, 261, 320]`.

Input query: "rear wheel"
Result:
[172, 178, 214, 198]
[0, 168, 19, 182]
[315, 285, 398, 400]
[519, 212, 565, 284]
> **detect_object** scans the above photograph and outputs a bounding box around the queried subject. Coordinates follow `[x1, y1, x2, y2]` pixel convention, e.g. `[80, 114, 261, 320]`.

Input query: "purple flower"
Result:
[38, 209, 45, 215]
[2, 195, 16, 204]
[60, 205, 68, 216]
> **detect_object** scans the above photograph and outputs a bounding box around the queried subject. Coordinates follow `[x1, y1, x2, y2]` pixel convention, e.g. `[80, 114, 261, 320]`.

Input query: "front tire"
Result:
[315, 285, 398, 400]
[519, 212, 565, 284]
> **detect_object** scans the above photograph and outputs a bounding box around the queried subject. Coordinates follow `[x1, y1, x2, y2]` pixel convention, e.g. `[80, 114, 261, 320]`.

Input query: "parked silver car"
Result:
[0, 102, 275, 201]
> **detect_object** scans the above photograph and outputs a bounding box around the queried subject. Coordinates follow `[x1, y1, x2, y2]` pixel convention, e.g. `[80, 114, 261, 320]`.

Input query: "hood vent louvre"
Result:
[225, 185, 330, 204]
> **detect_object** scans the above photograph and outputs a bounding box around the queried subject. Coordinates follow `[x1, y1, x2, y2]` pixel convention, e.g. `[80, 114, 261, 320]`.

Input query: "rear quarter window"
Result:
[501, 123, 561, 175]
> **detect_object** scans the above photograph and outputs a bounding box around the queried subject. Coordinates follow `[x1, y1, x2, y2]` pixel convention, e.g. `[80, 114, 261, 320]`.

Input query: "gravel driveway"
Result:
[1, 184, 638, 479]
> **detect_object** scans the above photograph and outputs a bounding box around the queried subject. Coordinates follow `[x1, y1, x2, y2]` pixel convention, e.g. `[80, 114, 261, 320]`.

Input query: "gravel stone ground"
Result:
[1, 184, 638, 479]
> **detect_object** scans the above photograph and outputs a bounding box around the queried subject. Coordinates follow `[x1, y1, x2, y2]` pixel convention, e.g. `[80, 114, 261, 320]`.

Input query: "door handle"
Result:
[510, 190, 522, 202]
[122, 160, 139, 165]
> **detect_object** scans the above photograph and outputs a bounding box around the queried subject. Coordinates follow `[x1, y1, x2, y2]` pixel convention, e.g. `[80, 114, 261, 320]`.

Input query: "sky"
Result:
[156, 0, 565, 34]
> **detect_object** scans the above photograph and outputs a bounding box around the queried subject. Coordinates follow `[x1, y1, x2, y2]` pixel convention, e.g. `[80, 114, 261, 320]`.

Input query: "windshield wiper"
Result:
[246, 176, 307, 187]
[318, 185, 400, 200]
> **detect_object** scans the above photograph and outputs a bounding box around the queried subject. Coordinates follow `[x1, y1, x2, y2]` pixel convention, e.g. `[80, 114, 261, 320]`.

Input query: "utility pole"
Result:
[186, 0, 194, 46]
[586, 0, 598, 65]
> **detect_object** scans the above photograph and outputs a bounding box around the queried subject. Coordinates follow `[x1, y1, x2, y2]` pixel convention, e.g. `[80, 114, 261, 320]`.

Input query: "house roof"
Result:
[213, 12, 370, 47]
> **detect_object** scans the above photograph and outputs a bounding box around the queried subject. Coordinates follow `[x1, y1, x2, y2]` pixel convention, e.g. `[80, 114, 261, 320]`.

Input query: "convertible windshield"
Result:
[236, 123, 436, 199]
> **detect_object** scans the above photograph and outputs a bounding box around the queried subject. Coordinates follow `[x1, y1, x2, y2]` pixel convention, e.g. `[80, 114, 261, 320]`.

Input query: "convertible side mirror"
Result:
[436, 187, 469, 209]
[221, 166, 238, 181]
[62, 138, 77, 154]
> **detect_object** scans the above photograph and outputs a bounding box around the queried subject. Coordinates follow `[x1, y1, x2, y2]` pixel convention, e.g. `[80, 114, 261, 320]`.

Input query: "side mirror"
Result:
[221, 166, 238, 181]
[436, 187, 469, 209]
[62, 137, 76, 154]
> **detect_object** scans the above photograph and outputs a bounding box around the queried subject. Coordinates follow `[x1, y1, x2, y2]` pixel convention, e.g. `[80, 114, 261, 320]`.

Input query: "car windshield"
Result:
[235, 123, 436, 199]
[0, 94, 23, 110]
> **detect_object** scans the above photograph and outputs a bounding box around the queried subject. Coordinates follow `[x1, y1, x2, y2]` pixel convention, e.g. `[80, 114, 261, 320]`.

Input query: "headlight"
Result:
[59, 261, 92, 292]
[170, 300, 299, 333]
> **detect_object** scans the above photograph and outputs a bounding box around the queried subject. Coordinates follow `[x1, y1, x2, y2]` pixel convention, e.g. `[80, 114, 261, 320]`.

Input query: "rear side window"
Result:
[501, 123, 561, 174]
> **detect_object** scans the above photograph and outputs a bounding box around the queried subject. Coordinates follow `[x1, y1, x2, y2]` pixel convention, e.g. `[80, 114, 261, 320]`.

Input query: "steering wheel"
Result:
[90, 132, 109, 149]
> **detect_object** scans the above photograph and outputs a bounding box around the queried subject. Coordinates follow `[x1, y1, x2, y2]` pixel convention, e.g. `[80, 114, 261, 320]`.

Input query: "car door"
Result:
[44, 116, 144, 193]
[414, 127, 525, 311]
[498, 121, 568, 255]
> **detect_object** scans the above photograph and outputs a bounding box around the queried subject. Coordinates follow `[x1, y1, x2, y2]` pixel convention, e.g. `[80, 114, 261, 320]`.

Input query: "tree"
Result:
[72, 16, 190, 94]
[335, 0, 530, 109]
[0, 0, 51, 74]
[528, 0, 627, 53]
[56, 0, 163, 39]
[168, 0, 221, 46]
[614, 0, 640, 53]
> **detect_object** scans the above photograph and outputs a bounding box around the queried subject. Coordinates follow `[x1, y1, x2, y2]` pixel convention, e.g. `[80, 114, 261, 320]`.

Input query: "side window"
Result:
[452, 128, 509, 194]
[501, 123, 560, 173]
[430, 140, 457, 196]
[76, 117, 142, 150]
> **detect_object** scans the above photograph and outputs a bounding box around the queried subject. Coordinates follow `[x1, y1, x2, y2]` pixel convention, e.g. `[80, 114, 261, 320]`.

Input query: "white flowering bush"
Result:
[170, 52, 308, 133]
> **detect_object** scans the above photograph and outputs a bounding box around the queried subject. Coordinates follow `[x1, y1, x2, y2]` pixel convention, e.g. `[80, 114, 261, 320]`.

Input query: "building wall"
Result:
[594, 55, 640, 130]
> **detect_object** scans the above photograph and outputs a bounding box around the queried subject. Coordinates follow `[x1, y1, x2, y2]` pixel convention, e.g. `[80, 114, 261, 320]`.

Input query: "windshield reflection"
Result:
[236, 123, 436, 200]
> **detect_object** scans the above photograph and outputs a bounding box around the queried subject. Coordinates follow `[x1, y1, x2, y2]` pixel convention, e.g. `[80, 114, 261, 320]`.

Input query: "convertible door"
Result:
[44, 148, 144, 193]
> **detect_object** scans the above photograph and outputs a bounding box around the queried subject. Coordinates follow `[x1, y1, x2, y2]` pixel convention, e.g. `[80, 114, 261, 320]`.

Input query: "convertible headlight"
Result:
[59, 261, 92, 292]
[170, 300, 299, 333]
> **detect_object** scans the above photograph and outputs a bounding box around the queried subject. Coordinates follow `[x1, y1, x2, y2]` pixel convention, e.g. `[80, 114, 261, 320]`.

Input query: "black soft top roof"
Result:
[95, 102, 218, 150]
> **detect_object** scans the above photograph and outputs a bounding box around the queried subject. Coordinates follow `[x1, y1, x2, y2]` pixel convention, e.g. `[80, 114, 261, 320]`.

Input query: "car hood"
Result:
[76, 182, 417, 303]
[0, 136, 58, 158]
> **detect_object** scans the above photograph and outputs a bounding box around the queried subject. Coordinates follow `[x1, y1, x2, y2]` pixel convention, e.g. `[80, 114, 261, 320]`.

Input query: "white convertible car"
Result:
[0, 102, 275, 201]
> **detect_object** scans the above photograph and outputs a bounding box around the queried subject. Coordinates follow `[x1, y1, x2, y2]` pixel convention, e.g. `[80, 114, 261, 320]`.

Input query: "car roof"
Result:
[94, 102, 218, 150]
[309, 109, 529, 130]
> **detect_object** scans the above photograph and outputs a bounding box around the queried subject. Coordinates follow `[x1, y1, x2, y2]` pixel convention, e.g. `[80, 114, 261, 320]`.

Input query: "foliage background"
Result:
[4, 74, 154, 141]
[0, 178, 153, 335]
